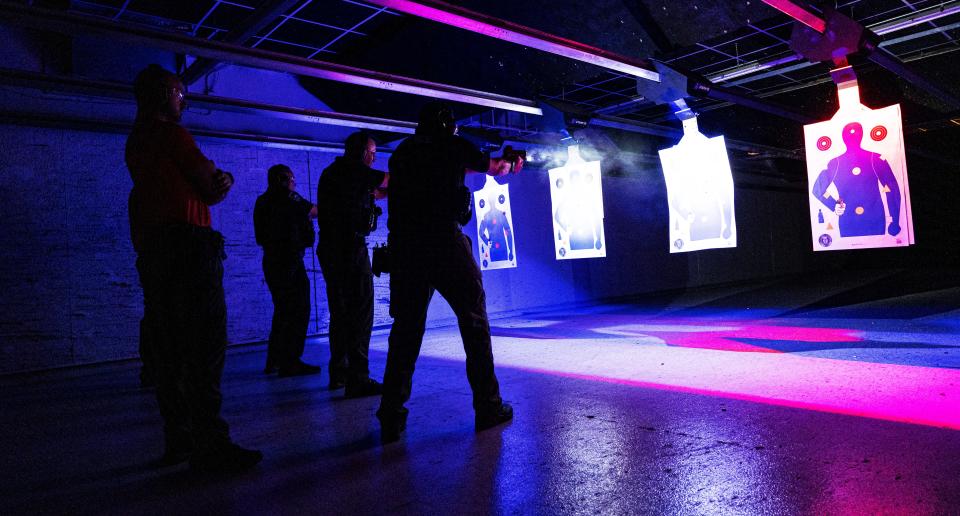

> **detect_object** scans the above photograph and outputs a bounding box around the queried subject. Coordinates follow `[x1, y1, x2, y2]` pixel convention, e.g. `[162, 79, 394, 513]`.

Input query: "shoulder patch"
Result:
[288, 191, 305, 202]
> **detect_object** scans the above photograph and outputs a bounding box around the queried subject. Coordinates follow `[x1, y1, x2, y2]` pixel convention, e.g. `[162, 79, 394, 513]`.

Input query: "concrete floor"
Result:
[3, 270, 960, 514]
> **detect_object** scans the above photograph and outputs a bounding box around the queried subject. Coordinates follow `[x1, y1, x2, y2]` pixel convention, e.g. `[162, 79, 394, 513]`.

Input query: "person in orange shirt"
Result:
[126, 64, 261, 473]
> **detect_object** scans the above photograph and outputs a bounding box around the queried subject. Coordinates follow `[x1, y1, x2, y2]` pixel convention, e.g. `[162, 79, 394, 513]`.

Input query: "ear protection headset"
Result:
[345, 131, 374, 161]
[417, 102, 457, 136]
[134, 64, 180, 113]
[436, 105, 456, 135]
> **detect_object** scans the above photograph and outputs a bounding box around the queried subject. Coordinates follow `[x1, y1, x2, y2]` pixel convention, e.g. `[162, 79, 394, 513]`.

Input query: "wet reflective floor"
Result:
[3, 270, 960, 514]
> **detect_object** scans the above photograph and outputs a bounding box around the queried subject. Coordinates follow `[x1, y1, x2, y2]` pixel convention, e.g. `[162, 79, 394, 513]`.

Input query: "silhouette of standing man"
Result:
[254, 164, 321, 377]
[126, 64, 261, 472]
[377, 103, 522, 442]
[316, 132, 388, 397]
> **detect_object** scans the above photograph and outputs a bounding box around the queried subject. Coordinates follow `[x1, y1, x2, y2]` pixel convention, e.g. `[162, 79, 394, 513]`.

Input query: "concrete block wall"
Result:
[0, 123, 816, 373]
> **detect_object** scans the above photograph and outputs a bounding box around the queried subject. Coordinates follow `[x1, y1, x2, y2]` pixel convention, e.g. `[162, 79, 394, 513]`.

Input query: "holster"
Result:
[371, 243, 391, 277]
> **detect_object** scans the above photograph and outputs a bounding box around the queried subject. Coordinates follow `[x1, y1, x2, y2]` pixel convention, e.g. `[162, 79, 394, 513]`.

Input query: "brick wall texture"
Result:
[0, 125, 392, 373]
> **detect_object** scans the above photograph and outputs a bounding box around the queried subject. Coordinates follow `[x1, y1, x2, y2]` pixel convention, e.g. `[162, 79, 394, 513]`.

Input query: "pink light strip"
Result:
[762, 0, 827, 33]
[364, 0, 660, 82]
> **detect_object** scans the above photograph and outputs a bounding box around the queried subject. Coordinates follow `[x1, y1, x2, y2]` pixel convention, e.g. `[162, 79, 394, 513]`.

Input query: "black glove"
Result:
[455, 186, 473, 225]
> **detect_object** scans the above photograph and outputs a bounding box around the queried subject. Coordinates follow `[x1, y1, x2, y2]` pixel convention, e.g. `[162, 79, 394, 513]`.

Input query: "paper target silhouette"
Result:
[548, 145, 606, 260]
[475, 175, 517, 270]
[804, 74, 914, 251]
[658, 118, 737, 253]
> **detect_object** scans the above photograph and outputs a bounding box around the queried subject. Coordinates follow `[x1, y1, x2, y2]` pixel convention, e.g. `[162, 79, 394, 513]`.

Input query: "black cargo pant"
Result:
[137, 225, 231, 452]
[378, 231, 502, 420]
[136, 254, 159, 385]
[263, 250, 311, 369]
[318, 239, 373, 385]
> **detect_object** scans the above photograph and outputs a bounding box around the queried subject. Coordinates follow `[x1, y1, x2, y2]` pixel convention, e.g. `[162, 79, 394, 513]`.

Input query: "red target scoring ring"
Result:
[870, 125, 888, 141]
[817, 136, 832, 151]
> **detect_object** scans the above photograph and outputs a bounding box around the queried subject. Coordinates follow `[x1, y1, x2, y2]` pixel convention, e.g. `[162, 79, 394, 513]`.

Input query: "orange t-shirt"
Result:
[126, 120, 215, 252]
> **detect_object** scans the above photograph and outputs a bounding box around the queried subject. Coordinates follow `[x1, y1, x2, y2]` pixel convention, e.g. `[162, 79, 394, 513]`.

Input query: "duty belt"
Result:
[142, 223, 226, 259]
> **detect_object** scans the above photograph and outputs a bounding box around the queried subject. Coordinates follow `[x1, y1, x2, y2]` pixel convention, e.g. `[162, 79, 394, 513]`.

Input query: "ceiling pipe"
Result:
[690, 81, 816, 124]
[189, 94, 417, 134]
[362, 0, 660, 82]
[0, 68, 419, 134]
[634, 60, 816, 124]
[0, 2, 543, 115]
[861, 41, 960, 109]
[0, 110, 349, 151]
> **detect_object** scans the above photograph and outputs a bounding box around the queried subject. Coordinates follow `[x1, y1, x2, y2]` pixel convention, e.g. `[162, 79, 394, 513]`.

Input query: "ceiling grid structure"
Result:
[68, 0, 396, 59]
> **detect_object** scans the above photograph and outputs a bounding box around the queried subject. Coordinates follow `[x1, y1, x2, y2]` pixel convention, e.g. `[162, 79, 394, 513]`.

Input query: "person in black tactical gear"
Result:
[254, 164, 321, 377]
[316, 131, 389, 397]
[376, 102, 523, 443]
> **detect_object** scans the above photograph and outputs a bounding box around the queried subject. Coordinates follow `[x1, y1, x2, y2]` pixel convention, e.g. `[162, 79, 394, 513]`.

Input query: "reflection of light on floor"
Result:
[385, 318, 960, 430]
[673, 431, 769, 511]
[597, 322, 862, 352]
[550, 407, 630, 508]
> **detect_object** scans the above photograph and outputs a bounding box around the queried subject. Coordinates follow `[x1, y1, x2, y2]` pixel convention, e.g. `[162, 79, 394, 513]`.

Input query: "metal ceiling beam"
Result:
[629, 60, 816, 124]
[362, 0, 661, 82]
[0, 67, 418, 133]
[761, 0, 825, 32]
[182, 0, 303, 86]
[190, 93, 417, 133]
[765, 0, 960, 109]
[588, 115, 804, 160]
[0, 2, 543, 114]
